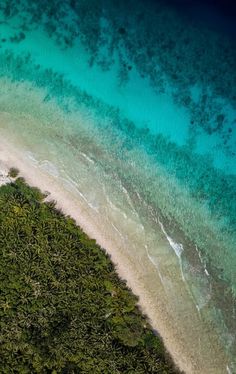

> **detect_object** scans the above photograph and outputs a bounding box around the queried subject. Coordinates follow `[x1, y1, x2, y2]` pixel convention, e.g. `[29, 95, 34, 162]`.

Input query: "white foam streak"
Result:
[61, 175, 95, 209]
[196, 245, 210, 277]
[40, 160, 59, 177]
[158, 217, 185, 281]
[86, 201, 99, 213]
[80, 152, 94, 164]
[105, 195, 128, 219]
[158, 217, 183, 258]
[145, 245, 165, 286]
[204, 268, 210, 276]
[111, 222, 124, 238]
[25, 151, 39, 164]
[120, 182, 138, 216]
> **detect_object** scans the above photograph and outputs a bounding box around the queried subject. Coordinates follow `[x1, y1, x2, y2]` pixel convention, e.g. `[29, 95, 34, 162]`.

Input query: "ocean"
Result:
[0, 0, 235, 372]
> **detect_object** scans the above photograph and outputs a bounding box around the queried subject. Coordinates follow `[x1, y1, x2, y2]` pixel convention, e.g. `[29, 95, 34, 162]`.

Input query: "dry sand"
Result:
[0, 136, 230, 374]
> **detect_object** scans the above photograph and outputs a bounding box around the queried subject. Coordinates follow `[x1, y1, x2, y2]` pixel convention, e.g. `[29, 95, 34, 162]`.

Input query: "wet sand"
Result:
[0, 134, 230, 374]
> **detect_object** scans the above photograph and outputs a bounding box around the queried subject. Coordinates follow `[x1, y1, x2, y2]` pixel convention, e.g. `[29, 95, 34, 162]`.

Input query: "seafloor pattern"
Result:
[0, 1, 235, 372]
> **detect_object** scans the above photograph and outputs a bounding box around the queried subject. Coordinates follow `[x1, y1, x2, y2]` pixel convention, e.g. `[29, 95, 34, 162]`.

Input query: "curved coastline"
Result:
[0, 0, 235, 372]
[0, 136, 231, 374]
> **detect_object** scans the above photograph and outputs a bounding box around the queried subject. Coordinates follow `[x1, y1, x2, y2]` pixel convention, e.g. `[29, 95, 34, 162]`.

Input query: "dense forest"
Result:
[0, 173, 180, 373]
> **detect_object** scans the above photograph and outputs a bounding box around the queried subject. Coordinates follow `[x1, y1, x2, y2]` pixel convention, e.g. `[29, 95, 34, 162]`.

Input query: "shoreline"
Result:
[0, 141, 187, 372]
[0, 136, 229, 374]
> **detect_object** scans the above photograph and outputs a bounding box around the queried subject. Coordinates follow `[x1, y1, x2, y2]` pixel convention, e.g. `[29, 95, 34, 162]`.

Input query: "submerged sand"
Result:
[0, 136, 230, 374]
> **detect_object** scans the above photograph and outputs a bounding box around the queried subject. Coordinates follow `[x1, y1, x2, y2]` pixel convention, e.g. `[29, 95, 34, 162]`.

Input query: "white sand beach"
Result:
[0, 134, 230, 374]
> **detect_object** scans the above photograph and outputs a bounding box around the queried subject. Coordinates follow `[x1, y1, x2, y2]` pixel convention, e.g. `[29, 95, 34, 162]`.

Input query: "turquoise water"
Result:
[0, 1, 235, 372]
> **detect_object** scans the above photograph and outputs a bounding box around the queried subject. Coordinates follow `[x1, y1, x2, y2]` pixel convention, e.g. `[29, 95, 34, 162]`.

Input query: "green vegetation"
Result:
[0, 178, 179, 373]
[8, 167, 19, 178]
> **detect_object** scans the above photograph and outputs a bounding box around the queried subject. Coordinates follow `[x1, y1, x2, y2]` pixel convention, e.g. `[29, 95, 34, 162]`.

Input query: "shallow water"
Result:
[0, 1, 235, 372]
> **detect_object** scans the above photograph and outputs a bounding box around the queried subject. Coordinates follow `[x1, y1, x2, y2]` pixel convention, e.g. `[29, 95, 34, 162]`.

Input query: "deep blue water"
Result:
[150, 0, 236, 31]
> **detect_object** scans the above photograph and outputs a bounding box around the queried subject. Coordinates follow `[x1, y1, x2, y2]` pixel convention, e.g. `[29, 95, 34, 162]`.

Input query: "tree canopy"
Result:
[0, 177, 179, 373]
